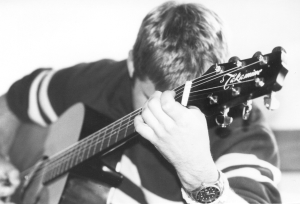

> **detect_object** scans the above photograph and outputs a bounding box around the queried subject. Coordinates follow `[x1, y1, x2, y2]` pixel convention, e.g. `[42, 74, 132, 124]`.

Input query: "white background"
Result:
[0, 0, 299, 130]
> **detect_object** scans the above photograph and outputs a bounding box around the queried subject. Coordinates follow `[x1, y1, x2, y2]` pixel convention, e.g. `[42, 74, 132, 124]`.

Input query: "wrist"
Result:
[178, 161, 218, 191]
[181, 169, 229, 204]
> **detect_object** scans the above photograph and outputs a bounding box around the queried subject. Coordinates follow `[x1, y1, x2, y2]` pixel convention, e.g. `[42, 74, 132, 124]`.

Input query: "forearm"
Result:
[0, 94, 22, 157]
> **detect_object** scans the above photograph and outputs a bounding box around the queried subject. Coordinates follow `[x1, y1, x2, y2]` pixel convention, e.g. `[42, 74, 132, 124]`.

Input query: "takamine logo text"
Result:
[220, 69, 263, 90]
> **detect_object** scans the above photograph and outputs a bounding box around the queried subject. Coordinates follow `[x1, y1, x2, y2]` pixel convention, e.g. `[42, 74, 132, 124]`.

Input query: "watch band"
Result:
[181, 169, 229, 204]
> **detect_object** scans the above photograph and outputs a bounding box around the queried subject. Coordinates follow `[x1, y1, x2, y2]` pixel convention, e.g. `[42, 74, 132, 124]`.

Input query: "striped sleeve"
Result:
[216, 153, 281, 203]
[216, 153, 281, 186]
[7, 68, 59, 126]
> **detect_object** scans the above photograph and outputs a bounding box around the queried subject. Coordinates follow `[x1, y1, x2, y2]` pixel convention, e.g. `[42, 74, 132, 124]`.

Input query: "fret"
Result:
[106, 123, 114, 148]
[77, 149, 84, 164]
[68, 150, 77, 170]
[127, 123, 136, 136]
[84, 143, 91, 161]
[119, 115, 130, 141]
[92, 131, 100, 155]
[60, 157, 67, 173]
[55, 162, 62, 177]
[43, 169, 51, 184]
[74, 147, 83, 167]
[114, 119, 122, 143]
[51, 165, 58, 181]
[124, 109, 137, 137]
[49, 166, 55, 182]
[42, 161, 51, 184]
[128, 110, 139, 135]
[51, 163, 58, 179]
[101, 133, 110, 150]
[81, 145, 91, 162]
[43, 170, 50, 184]
[99, 128, 106, 152]
[86, 134, 94, 159]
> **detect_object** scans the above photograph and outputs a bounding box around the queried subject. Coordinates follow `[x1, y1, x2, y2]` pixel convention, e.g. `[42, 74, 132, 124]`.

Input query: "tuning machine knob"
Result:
[242, 100, 253, 120]
[215, 107, 233, 128]
[231, 87, 241, 96]
[255, 77, 265, 87]
[207, 93, 218, 104]
[264, 92, 280, 110]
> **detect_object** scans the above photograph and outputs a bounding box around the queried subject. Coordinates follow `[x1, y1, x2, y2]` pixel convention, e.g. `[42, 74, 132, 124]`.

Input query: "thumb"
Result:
[187, 105, 200, 110]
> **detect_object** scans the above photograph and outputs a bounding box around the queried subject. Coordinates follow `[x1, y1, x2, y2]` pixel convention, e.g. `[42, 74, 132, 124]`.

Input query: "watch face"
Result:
[196, 186, 220, 203]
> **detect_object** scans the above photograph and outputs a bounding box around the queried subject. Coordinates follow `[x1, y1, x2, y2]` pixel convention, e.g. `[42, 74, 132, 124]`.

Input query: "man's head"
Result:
[128, 1, 229, 91]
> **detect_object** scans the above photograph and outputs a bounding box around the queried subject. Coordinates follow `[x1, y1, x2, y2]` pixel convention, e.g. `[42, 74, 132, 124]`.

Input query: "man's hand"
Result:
[0, 157, 20, 204]
[134, 90, 218, 190]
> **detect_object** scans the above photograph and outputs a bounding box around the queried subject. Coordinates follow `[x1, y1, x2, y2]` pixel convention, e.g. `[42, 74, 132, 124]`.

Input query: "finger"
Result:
[0, 197, 14, 204]
[160, 90, 187, 121]
[187, 105, 200, 110]
[142, 103, 161, 131]
[134, 115, 157, 143]
[147, 92, 174, 127]
[0, 186, 14, 197]
[7, 169, 20, 189]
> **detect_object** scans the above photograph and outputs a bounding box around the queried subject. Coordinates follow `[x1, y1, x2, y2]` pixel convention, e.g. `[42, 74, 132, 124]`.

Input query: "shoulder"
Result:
[53, 59, 128, 82]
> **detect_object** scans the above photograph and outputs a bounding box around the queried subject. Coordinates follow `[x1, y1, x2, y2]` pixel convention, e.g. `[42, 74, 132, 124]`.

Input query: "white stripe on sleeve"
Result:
[27, 70, 50, 126]
[38, 69, 58, 123]
[215, 153, 281, 185]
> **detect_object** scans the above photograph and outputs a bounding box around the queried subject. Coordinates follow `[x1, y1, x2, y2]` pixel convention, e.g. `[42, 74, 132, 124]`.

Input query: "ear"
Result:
[127, 50, 135, 78]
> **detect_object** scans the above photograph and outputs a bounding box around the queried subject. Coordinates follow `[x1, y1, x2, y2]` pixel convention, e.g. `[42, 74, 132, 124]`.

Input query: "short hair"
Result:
[132, 1, 229, 90]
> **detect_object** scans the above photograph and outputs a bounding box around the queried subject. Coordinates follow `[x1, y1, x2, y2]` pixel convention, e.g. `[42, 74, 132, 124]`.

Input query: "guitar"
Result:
[8, 47, 288, 203]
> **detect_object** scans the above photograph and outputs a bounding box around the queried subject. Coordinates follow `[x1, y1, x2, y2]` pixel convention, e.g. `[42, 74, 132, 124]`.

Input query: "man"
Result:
[0, 1, 281, 204]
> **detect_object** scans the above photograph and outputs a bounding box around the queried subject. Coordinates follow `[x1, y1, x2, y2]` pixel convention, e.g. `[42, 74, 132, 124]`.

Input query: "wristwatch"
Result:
[181, 169, 229, 204]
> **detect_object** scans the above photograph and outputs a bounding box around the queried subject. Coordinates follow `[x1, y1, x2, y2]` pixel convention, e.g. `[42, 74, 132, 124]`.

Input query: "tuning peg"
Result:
[255, 77, 265, 87]
[215, 64, 223, 73]
[215, 107, 233, 128]
[264, 92, 280, 110]
[231, 87, 241, 96]
[272, 46, 286, 54]
[253, 51, 263, 58]
[253, 51, 267, 65]
[228, 56, 240, 63]
[207, 93, 218, 104]
[228, 56, 243, 67]
[272, 46, 288, 69]
[242, 100, 253, 120]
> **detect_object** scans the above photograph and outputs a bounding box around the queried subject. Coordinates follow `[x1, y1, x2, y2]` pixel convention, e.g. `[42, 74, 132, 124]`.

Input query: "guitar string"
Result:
[20, 60, 260, 181]
[21, 78, 257, 183]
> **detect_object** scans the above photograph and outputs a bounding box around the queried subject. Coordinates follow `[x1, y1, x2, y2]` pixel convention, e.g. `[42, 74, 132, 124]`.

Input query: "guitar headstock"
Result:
[176, 46, 288, 127]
